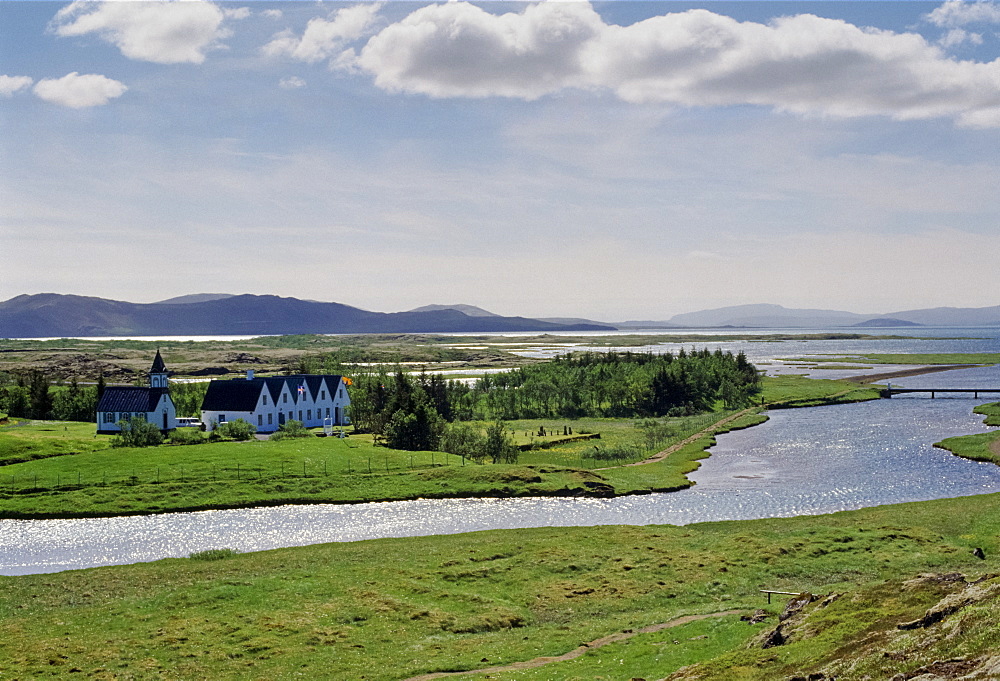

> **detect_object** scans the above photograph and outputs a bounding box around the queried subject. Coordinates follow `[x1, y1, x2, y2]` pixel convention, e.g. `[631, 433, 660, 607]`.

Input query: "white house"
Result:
[200, 371, 351, 433]
[96, 350, 178, 434]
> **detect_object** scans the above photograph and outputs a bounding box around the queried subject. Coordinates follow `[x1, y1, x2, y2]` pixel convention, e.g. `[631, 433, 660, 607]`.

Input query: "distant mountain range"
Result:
[655, 303, 1000, 328]
[423, 302, 1000, 329]
[2, 295, 998, 338]
[0, 294, 613, 338]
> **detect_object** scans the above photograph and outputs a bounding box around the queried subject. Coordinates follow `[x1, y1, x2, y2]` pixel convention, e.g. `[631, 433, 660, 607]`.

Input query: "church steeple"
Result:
[149, 349, 168, 389]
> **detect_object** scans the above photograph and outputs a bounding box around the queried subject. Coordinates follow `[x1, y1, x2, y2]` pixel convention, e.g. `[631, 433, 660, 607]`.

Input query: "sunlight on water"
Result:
[2, 339, 998, 576]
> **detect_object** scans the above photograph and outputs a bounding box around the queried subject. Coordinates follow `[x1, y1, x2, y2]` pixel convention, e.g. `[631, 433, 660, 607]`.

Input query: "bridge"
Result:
[884, 384, 1000, 399]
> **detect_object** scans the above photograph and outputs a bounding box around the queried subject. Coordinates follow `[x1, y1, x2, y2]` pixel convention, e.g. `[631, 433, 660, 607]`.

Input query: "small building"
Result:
[96, 350, 177, 434]
[200, 371, 351, 433]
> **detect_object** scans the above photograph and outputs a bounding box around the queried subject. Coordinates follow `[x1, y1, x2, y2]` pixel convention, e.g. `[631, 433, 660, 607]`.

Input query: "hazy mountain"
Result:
[884, 305, 1000, 327]
[0, 294, 614, 337]
[407, 304, 499, 317]
[664, 303, 1000, 328]
[666, 303, 870, 328]
[155, 293, 236, 305]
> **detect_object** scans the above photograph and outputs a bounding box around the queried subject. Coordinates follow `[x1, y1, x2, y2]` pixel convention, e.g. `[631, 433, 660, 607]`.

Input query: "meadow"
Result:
[2, 492, 998, 679]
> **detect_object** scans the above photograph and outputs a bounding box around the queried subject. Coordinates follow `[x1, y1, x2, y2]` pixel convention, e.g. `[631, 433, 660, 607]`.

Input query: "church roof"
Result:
[97, 387, 170, 413]
[150, 349, 167, 373]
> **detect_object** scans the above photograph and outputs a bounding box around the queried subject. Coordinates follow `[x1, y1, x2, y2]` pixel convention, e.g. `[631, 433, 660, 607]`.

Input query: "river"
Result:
[1, 330, 998, 576]
[2, 382, 998, 576]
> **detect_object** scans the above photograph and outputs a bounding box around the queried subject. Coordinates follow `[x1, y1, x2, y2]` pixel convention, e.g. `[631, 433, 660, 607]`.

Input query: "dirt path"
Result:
[402, 610, 744, 681]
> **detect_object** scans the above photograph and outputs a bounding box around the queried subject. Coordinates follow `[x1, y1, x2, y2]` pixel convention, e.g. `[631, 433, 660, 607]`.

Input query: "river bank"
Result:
[2, 492, 998, 680]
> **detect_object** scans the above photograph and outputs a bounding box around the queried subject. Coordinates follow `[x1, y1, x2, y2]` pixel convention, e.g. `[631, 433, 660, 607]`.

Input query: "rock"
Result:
[761, 624, 785, 649]
[779, 593, 816, 622]
[741, 609, 769, 624]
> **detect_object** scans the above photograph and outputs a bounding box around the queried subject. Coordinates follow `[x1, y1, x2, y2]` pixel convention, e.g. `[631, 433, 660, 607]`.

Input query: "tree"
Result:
[27, 370, 53, 420]
[440, 422, 487, 462]
[483, 421, 519, 464]
[384, 401, 444, 451]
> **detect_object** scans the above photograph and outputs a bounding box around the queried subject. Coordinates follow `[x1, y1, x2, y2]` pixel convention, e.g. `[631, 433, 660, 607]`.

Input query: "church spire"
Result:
[149, 349, 168, 388]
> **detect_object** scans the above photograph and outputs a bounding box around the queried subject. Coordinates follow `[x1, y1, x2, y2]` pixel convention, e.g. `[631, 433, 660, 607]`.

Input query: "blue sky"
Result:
[2, 0, 999, 320]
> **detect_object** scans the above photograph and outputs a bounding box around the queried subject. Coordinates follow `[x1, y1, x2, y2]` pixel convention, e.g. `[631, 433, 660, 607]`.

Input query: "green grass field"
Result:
[0, 374, 887, 518]
[2, 492, 999, 680]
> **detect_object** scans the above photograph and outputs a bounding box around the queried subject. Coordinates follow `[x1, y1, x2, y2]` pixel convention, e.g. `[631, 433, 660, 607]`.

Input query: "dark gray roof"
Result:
[201, 379, 265, 412]
[96, 387, 170, 413]
[201, 375, 346, 411]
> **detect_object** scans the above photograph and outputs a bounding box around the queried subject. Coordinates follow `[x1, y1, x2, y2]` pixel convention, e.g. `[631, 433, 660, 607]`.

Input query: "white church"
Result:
[95, 350, 178, 434]
[200, 371, 351, 433]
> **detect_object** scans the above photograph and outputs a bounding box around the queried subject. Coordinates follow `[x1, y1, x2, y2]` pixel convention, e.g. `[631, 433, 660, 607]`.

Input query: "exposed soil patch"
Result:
[402, 610, 744, 680]
[849, 365, 978, 384]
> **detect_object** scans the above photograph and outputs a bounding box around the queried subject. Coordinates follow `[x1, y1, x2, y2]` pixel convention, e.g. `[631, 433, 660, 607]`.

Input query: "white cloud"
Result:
[262, 9, 283, 21]
[937, 27, 985, 48]
[279, 75, 306, 89]
[223, 7, 250, 21]
[0, 75, 34, 96]
[50, 0, 228, 64]
[355, 2, 1000, 127]
[262, 3, 381, 63]
[358, 2, 602, 98]
[33, 72, 127, 108]
[926, 0, 1000, 27]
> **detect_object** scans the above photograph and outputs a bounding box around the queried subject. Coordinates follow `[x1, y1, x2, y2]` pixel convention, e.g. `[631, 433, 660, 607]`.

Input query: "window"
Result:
[283, 394, 288, 403]
[258, 414, 263, 426]
[326, 408, 330, 417]
[307, 409, 312, 420]
[219, 414, 227, 423]
[298, 411, 303, 421]
[268, 413, 273, 425]
[321, 390, 326, 400]
[104, 412, 113, 423]
[263, 394, 268, 405]
[339, 388, 343, 398]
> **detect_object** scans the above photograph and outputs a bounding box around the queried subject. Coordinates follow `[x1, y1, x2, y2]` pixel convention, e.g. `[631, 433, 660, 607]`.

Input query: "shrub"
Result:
[111, 416, 164, 448]
[168, 428, 205, 445]
[585, 444, 645, 461]
[270, 419, 310, 440]
[217, 418, 256, 441]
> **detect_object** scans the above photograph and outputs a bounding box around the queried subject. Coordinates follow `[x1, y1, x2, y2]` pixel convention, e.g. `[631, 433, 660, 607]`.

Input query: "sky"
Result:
[2, 0, 999, 321]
